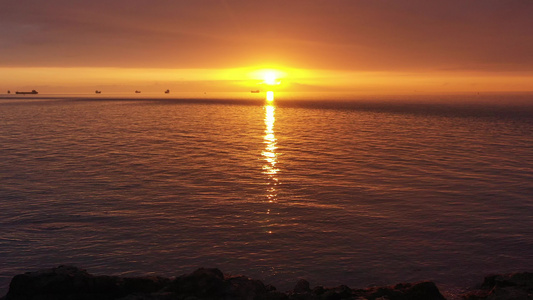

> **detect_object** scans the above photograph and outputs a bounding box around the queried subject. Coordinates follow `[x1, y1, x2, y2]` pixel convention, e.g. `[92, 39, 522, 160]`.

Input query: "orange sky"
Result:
[1, 1, 532, 94]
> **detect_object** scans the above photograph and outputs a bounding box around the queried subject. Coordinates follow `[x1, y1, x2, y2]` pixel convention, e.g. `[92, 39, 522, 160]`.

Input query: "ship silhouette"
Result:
[16, 90, 38, 95]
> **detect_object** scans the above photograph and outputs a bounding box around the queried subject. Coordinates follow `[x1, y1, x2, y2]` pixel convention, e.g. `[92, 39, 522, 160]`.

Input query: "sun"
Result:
[252, 69, 284, 85]
[246, 68, 286, 88]
[264, 71, 278, 85]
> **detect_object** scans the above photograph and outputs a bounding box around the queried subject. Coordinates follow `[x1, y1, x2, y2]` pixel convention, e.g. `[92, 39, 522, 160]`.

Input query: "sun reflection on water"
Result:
[266, 91, 274, 102]
[260, 91, 280, 235]
[262, 103, 279, 204]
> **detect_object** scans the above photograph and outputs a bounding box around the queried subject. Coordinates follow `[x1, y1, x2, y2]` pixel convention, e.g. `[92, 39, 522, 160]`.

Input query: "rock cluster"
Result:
[1, 266, 531, 300]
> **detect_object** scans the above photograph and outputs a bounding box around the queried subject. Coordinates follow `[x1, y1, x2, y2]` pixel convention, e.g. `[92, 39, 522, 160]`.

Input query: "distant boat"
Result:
[7, 90, 10, 94]
[251, 90, 260, 93]
[165, 89, 170, 94]
[95, 90, 101, 94]
[15, 90, 38, 95]
[135, 90, 141, 93]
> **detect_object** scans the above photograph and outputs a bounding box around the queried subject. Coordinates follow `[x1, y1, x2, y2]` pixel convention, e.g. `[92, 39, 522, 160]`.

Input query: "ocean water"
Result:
[1, 94, 532, 298]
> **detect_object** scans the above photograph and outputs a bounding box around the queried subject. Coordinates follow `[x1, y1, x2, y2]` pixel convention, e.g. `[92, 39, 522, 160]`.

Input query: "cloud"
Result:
[1, 0, 532, 72]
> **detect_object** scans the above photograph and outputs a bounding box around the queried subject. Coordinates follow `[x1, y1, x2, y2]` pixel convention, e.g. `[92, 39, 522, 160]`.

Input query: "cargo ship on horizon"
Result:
[15, 90, 38, 95]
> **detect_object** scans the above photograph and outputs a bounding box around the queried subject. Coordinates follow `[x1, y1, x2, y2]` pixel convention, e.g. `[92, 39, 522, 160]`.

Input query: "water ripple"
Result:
[0, 97, 532, 296]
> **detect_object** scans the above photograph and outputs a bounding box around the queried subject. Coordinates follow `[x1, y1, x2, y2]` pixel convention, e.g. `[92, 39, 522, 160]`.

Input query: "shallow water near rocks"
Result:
[1, 94, 532, 298]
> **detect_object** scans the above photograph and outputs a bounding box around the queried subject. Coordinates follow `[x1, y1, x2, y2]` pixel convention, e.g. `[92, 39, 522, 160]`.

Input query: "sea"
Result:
[1, 92, 532, 299]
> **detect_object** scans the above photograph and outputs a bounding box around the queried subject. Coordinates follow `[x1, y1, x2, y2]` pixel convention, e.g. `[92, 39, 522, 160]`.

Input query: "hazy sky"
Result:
[1, 0, 532, 93]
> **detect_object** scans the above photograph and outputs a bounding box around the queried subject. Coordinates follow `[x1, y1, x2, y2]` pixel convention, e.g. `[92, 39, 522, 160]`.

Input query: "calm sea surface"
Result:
[1, 94, 532, 298]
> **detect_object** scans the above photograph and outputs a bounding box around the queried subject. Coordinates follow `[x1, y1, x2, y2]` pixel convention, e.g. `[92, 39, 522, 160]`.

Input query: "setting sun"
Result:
[246, 68, 286, 87]
[264, 72, 278, 85]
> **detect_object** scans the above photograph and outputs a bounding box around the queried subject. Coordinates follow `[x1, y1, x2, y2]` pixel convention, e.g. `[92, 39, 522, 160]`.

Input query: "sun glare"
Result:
[247, 68, 286, 86]
[264, 72, 278, 85]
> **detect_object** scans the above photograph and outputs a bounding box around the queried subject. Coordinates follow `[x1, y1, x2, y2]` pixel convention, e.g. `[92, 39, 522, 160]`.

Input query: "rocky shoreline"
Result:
[1, 266, 531, 300]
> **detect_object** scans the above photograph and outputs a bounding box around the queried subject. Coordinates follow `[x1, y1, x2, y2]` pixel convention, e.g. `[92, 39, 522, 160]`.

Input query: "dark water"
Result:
[1, 95, 532, 298]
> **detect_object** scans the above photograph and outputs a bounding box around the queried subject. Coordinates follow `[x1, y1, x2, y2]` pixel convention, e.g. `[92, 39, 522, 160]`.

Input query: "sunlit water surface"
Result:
[1, 95, 532, 298]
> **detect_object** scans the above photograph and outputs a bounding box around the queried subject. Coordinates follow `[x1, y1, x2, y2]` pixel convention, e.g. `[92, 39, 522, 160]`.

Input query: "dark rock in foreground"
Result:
[1, 266, 530, 300]
[461, 272, 533, 300]
[2, 265, 169, 300]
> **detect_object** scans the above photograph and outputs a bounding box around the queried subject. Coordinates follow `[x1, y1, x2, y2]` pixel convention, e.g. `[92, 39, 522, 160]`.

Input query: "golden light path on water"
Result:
[262, 91, 278, 234]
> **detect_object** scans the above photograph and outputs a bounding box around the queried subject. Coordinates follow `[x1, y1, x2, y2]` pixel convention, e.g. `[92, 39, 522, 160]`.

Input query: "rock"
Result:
[294, 280, 311, 294]
[330, 285, 352, 299]
[256, 291, 289, 300]
[401, 281, 447, 300]
[309, 285, 353, 300]
[312, 286, 326, 296]
[462, 272, 533, 300]
[167, 267, 229, 297]
[4, 266, 167, 300]
[121, 276, 170, 294]
[362, 281, 445, 300]
[365, 286, 400, 299]
[5, 265, 122, 300]
[319, 289, 343, 300]
[227, 275, 268, 300]
[265, 285, 277, 292]
[8, 265, 531, 300]
[165, 268, 271, 299]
